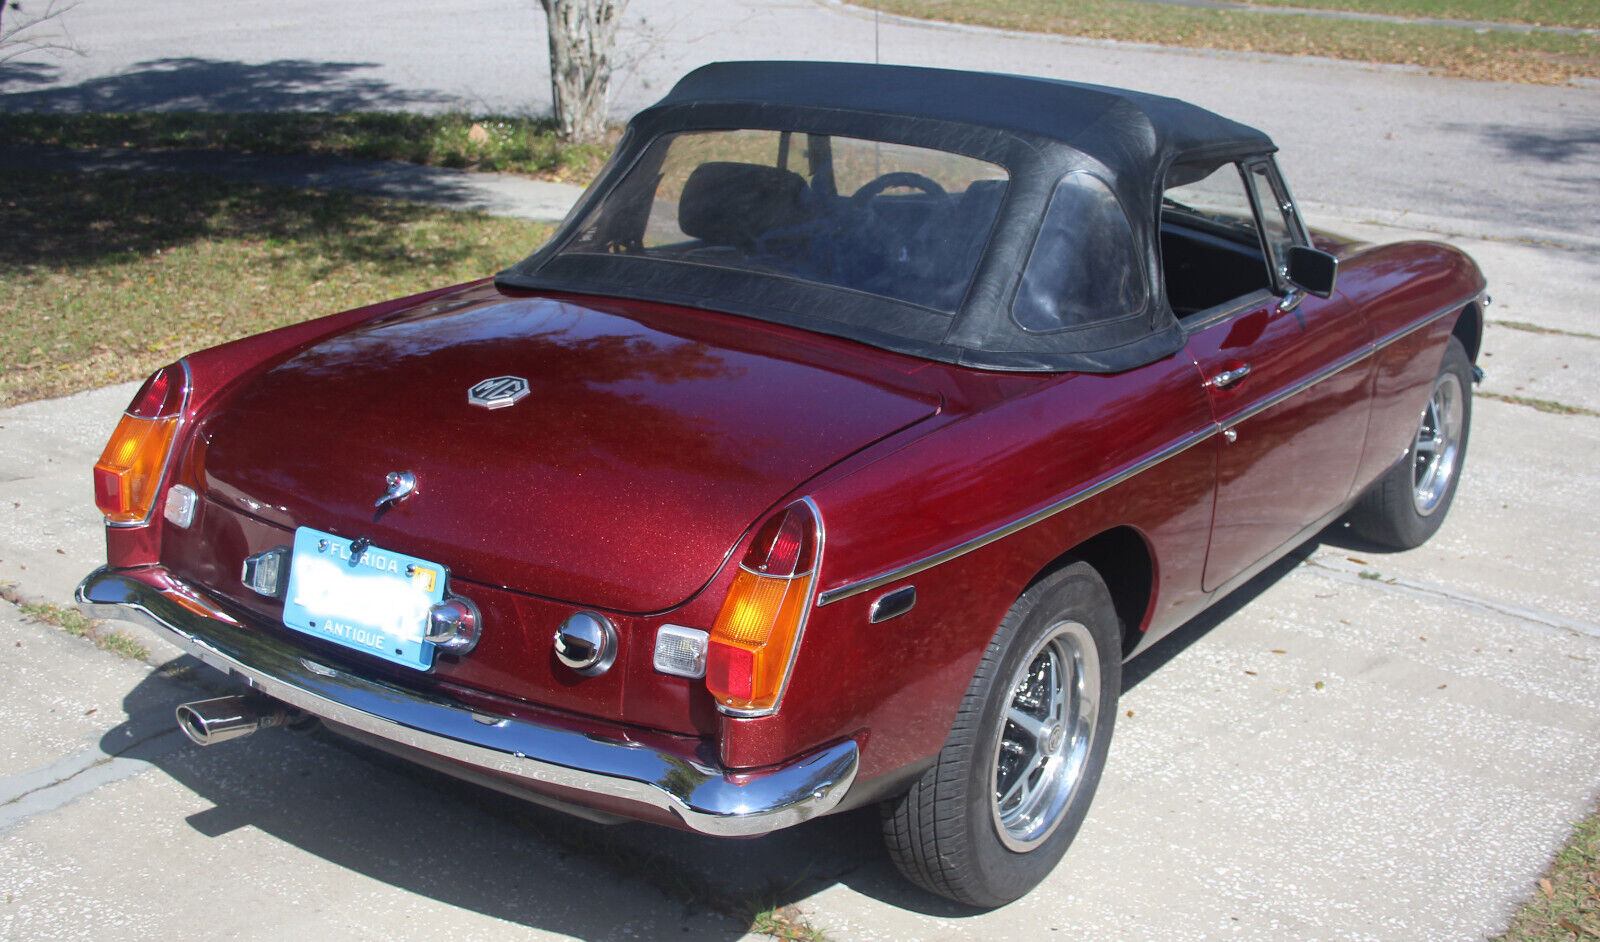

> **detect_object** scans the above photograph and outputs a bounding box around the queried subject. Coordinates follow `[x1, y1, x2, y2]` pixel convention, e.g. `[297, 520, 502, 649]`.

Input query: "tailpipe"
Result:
[175, 695, 300, 746]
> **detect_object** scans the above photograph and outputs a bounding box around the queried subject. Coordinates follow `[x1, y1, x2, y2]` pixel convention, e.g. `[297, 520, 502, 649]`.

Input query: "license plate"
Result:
[282, 527, 447, 671]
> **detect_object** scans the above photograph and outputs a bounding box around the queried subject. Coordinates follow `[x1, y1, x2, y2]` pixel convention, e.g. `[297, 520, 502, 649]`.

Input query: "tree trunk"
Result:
[539, 0, 625, 144]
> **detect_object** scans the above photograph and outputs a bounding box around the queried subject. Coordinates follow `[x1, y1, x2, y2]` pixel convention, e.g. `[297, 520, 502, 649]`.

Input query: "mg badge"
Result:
[468, 375, 530, 410]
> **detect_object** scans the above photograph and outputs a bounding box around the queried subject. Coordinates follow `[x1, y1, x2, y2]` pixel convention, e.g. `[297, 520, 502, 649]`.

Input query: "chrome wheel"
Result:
[1411, 371, 1464, 516]
[989, 620, 1100, 851]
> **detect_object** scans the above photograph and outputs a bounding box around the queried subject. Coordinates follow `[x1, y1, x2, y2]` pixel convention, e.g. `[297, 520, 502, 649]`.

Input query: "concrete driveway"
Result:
[2, 2, 1598, 939]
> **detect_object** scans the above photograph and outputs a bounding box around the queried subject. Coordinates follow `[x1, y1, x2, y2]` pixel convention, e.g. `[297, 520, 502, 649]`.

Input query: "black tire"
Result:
[1345, 336, 1473, 549]
[881, 561, 1120, 908]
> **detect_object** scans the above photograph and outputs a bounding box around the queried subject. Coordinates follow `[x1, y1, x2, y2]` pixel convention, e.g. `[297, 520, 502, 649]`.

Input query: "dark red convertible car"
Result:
[78, 62, 1485, 906]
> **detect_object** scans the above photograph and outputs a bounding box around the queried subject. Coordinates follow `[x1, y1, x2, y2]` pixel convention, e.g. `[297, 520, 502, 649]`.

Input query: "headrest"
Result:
[678, 162, 810, 248]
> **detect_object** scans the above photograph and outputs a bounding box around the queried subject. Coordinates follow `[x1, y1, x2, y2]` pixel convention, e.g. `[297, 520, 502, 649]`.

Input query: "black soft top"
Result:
[498, 61, 1278, 372]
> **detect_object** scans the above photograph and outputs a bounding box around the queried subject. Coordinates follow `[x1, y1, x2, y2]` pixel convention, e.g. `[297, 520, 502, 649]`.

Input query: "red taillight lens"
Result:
[706, 502, 820, 713]
[93, 365, 187, 524]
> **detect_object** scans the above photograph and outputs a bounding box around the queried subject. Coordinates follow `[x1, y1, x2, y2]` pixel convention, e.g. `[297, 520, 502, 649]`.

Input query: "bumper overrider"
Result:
[75, 565, 858, 837]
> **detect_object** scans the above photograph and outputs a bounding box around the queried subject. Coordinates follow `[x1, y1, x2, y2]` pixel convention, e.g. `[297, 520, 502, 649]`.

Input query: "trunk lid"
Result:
[198, 286, 941, 612]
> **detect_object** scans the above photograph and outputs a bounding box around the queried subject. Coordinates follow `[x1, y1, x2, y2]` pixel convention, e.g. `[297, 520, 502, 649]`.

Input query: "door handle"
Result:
[1211, 364, 1252, 389]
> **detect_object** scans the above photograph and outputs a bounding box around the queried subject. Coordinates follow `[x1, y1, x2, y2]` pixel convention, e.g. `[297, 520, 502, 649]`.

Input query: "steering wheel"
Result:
[850, 171, 948, 205]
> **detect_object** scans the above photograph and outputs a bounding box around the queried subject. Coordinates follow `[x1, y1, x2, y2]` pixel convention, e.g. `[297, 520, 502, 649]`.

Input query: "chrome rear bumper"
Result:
[76, 566, 857, 837]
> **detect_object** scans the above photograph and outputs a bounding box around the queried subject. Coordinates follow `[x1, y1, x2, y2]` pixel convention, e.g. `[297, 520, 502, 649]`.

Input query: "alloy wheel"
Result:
[989, 620, 1101, 851]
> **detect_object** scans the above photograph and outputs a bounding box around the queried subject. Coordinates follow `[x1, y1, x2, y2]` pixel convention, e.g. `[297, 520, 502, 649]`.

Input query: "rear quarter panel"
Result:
[721, 353, 1217, 779]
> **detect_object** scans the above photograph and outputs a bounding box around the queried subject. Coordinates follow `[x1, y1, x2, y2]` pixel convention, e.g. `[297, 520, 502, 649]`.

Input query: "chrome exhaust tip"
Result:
[175, 695, 298, 746]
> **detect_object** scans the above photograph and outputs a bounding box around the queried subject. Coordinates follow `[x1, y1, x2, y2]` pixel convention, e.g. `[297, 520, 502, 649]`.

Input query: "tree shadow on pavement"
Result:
[1448, 120, 1600, 166]
[0, 57, 459, 112]
[0, 169, 492, 275]
[0, 61, 60, 89]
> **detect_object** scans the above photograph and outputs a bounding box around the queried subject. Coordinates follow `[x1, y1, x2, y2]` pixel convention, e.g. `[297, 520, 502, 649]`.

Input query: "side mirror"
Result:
[1286, 245, 1338, 299]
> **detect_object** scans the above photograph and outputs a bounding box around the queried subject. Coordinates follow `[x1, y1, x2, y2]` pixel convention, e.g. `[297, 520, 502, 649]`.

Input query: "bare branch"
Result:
[0, 0, 84, 65]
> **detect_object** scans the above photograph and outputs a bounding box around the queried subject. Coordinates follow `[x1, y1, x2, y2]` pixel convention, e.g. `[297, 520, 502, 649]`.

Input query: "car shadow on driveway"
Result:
[1124, 519, 1396, 691]
[96, 525, 1393, 929]
[103, 661, 888, 935]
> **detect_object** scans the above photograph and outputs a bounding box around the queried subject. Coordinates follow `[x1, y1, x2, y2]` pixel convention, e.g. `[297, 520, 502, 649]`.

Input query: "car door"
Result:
[1164, 158, 1374, 592]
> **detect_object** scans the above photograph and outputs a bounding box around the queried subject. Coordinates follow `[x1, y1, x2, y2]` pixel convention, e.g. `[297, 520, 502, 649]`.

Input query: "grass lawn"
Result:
[1499, 799, 1600, 940]
[0, 112, 613, 182]
[0, 171, 552, 408]
[1248, 0, 1600, 29]
[874, 0, 1600, 83]
[1240, 0, 1599, 29]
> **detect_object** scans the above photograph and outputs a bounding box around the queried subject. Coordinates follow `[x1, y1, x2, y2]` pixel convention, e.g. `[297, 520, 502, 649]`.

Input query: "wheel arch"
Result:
[1452, 301, 1484, 363]
[1027, 525, 1155, 659]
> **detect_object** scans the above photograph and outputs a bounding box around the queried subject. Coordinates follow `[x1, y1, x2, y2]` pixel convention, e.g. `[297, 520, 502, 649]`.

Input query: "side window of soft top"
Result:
[1011, 172, 1148, 333]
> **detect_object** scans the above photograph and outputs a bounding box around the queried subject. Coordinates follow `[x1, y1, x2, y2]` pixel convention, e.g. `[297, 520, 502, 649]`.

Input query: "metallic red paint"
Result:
[190, 286, 941, 614]
[102, 236, 1483, 803]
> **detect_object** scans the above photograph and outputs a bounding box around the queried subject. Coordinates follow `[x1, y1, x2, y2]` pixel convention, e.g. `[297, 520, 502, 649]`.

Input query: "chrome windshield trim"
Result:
[76, 566, 857, 837]
[817, 426, 1216, 606]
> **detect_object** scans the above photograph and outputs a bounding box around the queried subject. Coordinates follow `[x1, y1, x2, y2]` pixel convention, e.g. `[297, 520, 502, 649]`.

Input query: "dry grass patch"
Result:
[0, 171, 552, 407]
[874, 0, 1600, 84]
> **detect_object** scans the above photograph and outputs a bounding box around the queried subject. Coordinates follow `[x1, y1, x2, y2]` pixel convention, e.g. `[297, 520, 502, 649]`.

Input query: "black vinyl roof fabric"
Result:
[498, 61, 1280, 373]
[654, 61, 1273, 167]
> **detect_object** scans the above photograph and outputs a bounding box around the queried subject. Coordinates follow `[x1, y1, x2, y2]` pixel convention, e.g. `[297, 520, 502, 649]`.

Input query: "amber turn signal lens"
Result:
[706, 502, 820, 713]
[93, 365, 187, 525]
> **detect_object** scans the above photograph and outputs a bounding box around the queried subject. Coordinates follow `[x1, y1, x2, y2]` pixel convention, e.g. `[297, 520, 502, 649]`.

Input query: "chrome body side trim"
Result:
[1218, 343, 1370, 432]
[76, 566, 858, 837]
[817, 426, 1216, 606]
[817, 293, 1477, 608]
[1219, 297, 1468, 432]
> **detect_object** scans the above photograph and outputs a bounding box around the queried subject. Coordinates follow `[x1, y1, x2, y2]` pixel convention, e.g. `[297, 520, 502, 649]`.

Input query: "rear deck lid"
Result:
[197, 287, 941, 612]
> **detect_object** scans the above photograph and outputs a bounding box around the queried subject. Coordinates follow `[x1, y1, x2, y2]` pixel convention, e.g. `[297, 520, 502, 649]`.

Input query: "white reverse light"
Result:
[164, 484, 198, 528]
[653, 624, 709, 679]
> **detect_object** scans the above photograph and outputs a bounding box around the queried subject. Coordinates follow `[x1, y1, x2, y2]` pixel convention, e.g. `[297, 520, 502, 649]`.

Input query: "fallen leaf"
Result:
[1271, 649, 1286, 654]
[467, 122, 490, 143]
[1437, 684, 1447, 690]
[1125, 710, 1133, 718]
[1244, 670, 1257, 676]
[83, 707, 97, 716]
[1556, 917, 1579, 933]
[1314, 681, 1325, 690]
[1541, 878, 1554, 898]
[1347, 557, 1367, 564]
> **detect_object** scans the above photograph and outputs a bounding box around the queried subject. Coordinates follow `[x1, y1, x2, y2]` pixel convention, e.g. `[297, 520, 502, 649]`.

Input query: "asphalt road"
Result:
[2, 0, 1597, 244]
[2, 3, 1599, 940]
